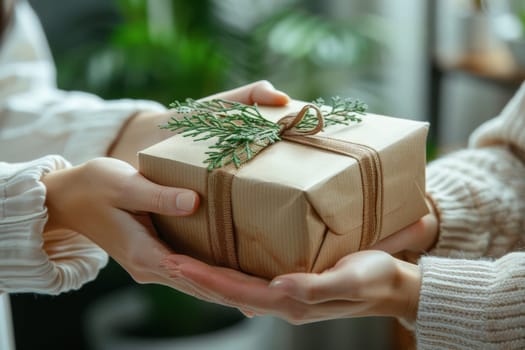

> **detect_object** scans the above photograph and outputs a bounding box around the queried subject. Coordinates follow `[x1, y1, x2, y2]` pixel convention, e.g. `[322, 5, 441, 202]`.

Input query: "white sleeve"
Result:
[0, 155, 108, 294]
[0, 1, 165, 165]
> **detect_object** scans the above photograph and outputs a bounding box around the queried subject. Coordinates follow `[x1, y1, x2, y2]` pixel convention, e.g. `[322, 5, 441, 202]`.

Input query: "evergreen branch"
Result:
[295, 96, 367, 131]
[160, 96, 367, 170]
[161, 99, 281, 170]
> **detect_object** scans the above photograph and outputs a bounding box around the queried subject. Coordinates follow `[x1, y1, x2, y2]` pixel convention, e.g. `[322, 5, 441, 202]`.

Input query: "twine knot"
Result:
[277, 104, 325, 137]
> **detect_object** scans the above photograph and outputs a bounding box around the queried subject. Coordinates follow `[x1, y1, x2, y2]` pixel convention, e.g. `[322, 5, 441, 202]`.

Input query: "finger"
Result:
[239, 308, 256, 318]
[118, 173, 199, 216]
[161, 255, 387, 322]
[161, 255, 250, 307]
[160, 254, 249, 300]
[269, 269, 362, 305]
[369, 223, 421, 254]
[133, 251, 221, 303]
[161, 254, 286, 309]
[201, 80, 290, 106]
[162, 255, 348, 322]
[159, 259, 366, 323]
[155, 272, 215, 303]
[268, 251, 396, 304]
[371, 215, 436, 254]
[277, 299, 394, 323]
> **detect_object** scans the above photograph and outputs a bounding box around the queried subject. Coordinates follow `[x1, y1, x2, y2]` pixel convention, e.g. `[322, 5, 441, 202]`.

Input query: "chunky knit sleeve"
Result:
[415, 83, 525, 348]
[417, 253, 525, 349]
[0, 155, 108, 294]
[424, 146, 525, 259]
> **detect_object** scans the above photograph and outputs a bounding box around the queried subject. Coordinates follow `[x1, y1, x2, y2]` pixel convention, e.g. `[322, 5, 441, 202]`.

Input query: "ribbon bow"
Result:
[278, 104, 325, 136]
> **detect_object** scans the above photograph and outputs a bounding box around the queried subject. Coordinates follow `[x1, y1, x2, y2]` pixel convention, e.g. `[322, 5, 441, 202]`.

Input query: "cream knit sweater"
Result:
[416, 82, 525, 349]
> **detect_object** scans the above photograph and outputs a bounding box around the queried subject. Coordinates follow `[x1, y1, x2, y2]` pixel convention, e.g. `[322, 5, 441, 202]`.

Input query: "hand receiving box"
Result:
[139, 99, 429, 279]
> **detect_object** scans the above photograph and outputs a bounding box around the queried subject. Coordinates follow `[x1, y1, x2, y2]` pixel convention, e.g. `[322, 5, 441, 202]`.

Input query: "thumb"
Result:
[202, 80, 290, 106]
[249, 80, 290, 106]
[119, 173, 199, 216]
[269, 269, 349, 304]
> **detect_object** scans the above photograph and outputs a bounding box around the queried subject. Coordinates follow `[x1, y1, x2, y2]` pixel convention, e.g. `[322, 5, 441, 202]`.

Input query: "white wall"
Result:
[328, 0, 430, 121]
[377, 0, 429, 121]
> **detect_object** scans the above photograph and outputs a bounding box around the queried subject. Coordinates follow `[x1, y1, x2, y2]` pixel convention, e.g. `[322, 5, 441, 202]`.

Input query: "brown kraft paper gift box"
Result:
[139, 100, 429, 279]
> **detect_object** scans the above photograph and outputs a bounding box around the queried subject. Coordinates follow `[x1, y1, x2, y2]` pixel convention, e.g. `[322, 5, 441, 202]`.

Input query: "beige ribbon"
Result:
[206, 104, 383, 269]
[206, 165, 240, 269]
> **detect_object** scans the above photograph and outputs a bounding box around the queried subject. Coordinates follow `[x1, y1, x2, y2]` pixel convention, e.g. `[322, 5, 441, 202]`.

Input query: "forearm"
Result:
[416, 252, 525, 349]
[107, 110, 174, 167]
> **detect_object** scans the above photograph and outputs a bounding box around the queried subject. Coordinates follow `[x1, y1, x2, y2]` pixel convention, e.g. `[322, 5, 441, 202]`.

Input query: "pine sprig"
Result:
[295, 96, 367, 131]
[161, 99, 281, 169]
[161, 96, 367, 170]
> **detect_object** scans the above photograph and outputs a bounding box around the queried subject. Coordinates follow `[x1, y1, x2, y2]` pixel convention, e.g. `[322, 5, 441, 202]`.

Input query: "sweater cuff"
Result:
[426, 146, 525, 259]
[0, 155, 67, 222]
[0, 156, 108, 294]
[416, 254, 525, 349]
[425, 161, 489, 258]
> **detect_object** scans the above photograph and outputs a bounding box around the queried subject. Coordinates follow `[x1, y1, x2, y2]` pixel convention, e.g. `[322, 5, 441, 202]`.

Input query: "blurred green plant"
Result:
[57, 0, 227, 104]
[215, 1, 386, 100]
[519, 10, 525, 31]
[88, 0, 225, 104]
[56, 0, 385, 104]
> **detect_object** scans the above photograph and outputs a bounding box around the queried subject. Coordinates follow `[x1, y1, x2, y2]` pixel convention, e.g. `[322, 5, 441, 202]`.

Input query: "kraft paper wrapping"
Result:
[139, 100, 429, 279]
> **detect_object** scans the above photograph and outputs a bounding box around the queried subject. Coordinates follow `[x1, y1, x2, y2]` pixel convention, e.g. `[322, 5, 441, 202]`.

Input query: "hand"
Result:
[371, 197, 439, 262]
[110, 80, 290, 167]
[267, 251, 421, 324]
[160, 250, 421, 325]
[153, 198, 436, 324]
[42, 157, 204, 290]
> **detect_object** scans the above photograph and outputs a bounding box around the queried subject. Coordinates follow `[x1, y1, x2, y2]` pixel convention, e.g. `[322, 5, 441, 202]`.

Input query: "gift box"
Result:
[139, 99, 429, 279]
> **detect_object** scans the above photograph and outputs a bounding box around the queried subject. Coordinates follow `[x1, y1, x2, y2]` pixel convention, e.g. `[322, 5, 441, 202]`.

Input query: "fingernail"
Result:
[240, 309, 255, 318]
[166, 267, 182, 278]
[160, 258, 181, 278]
[162, 265, 181, 278]
[269, 278, 293, 292]
[275, 93, 290, 105]
[176, 192, 196, 212]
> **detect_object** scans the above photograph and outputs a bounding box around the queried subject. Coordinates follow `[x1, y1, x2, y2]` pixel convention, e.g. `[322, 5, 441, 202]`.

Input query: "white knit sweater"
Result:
[0, 2, 164, 349]
[417, 82, 525, 349]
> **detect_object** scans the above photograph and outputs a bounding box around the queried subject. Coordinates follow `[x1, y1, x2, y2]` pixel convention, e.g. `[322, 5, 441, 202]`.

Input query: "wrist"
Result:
[424, 194, 440, 250]
[394, 259, 421, 323]
[41, 165, 82, 232]
[108, 111, 172, 167]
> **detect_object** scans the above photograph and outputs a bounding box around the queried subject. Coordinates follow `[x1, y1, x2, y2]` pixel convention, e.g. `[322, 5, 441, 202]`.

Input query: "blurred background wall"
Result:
[10, 0, 525, 349]
[27, 0, 430, 119]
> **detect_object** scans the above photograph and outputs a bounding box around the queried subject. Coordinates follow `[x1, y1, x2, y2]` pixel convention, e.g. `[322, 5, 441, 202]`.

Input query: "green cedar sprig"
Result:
[161, 97, 367, 170]
[308, 96, 367, 128]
